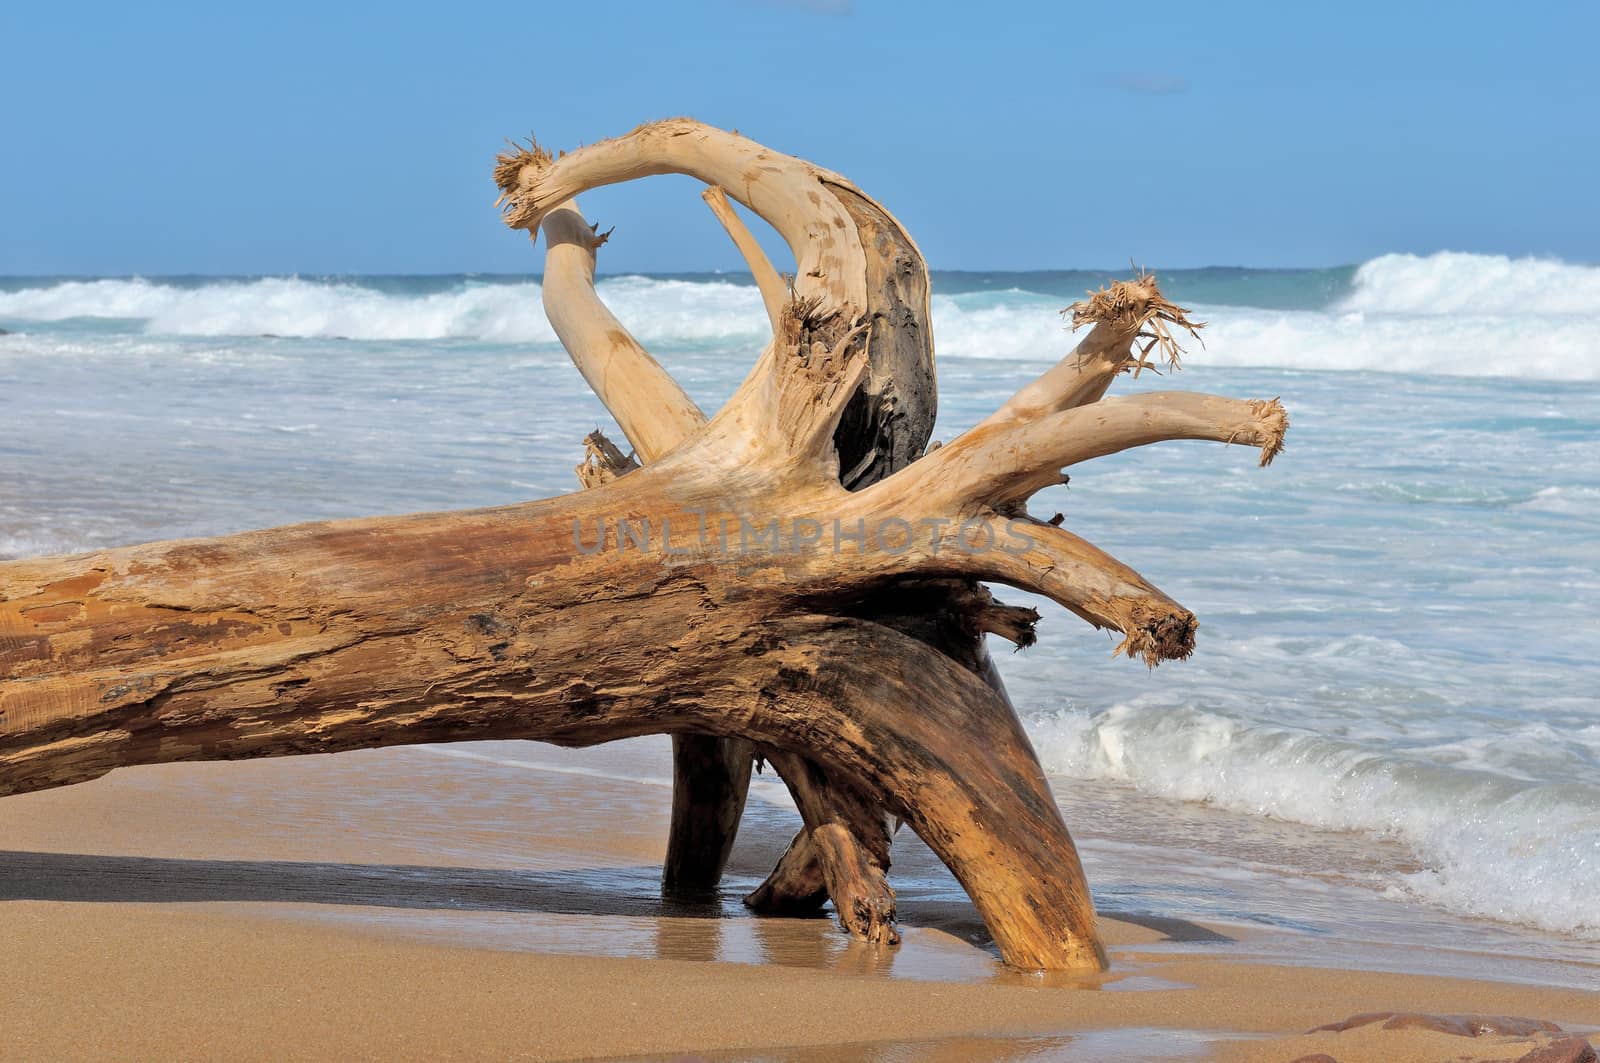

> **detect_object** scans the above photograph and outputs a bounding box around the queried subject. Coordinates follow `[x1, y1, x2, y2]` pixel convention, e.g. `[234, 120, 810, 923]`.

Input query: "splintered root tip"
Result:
[1113, 606, 1197, 667]
[780, 292, 831, 344]
[1066, 270, 1205, 377]
[1250, 398, 1289, 466]
[493, 138, 557, 228]
[574, 429, 639, 489]
[778, 293, 867, 363]
[493, 139, 553, 193]
[972, 601, 1041, 649]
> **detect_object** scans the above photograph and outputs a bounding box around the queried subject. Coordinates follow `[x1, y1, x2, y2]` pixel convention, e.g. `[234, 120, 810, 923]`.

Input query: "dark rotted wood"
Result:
[661, 733, 753, 895]
[744, 748, 895, 938]
[824, 181, 936, 489]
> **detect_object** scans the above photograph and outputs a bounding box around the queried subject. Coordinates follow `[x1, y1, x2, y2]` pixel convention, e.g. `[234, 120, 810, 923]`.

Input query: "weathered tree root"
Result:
[0, 120, 1290, 972]
[745, 749, 897, 944]
[661, 732, 753, 896]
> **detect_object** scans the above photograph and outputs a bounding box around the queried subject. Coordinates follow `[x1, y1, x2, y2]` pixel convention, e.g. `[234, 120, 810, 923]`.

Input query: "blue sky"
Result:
[3, 0, 1595, 274]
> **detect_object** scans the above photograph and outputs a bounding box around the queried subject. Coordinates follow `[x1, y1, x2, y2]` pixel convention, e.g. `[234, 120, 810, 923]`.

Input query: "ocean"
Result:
[3, 251, 1597, 979]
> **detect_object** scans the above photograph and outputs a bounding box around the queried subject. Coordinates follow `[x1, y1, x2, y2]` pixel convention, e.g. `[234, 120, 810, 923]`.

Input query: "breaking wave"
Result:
[3, 251, 1598, 379]
[1338, 252, 1600, 316]
[0, 276, 765, 346]
[1027, 703, 1600, 938]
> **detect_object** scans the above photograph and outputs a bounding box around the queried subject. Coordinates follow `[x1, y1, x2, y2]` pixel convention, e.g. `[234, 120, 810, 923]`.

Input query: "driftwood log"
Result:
[0, 119, 1287, 971]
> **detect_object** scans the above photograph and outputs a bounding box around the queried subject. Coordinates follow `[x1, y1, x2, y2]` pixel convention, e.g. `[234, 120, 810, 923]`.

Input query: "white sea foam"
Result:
[1339, 252, 1600, 316]
[0, 532, 100, 561]
[1027, 703, 1600, 937]
[1517, 485, 1600, 515]
[0, 276, 766, 345]
[970, 251, 1600, 377]
[0, 277, 559, 343]
[4, 253, 1599, 379]
[1187, 251, 1600, 378]
[1187, 305, 1600, 380]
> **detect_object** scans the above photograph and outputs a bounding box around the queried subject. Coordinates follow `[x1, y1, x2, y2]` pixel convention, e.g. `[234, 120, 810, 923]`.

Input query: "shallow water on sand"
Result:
[2, 736, 1593, 1003]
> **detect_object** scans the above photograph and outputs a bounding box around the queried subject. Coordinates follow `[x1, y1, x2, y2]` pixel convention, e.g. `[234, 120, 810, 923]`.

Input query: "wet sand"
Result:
[1, 740, 1595, 1061]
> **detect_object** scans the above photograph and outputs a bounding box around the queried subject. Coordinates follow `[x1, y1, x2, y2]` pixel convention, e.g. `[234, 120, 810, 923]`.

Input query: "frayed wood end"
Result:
[494, 138, 556, 228]
[574, 429, 639, 489]
[1111, 603, 1197, 667]
[955, 585, 1041, 649]
[1250, 398, 1289, 466]
[780, 292, 831, 349]
[1066, 271, 1205, 376]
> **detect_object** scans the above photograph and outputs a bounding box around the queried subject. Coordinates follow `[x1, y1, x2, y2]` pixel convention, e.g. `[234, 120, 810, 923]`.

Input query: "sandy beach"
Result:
[3, 740, 1594, 1062]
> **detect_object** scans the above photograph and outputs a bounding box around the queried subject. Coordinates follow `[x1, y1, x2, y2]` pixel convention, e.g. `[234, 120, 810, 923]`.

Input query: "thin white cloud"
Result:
[1114, 72, 1190, 96]
[745, 0, 854, 14]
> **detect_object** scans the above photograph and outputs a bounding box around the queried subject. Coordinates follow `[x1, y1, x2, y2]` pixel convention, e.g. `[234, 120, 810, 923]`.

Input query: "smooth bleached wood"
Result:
[701, 185, 788, 332]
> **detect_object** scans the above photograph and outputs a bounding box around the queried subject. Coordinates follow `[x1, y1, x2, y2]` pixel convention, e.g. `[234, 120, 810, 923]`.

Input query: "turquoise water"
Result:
[2, 253, 1597, 968]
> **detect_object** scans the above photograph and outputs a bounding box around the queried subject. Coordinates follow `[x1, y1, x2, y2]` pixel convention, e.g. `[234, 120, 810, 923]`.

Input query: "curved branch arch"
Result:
[497, 118, 936, 486]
